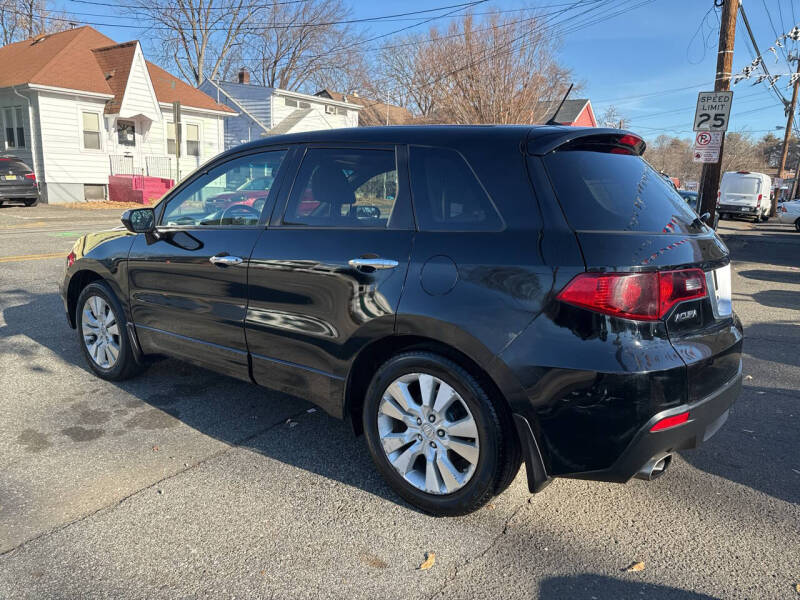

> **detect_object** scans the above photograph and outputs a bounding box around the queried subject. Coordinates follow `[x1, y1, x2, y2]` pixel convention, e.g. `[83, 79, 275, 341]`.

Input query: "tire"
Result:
[76, 281, 144, 381]
[362, 351, 518, 516]
[23, 198, 38, 207]
[795, 218, 800, 232]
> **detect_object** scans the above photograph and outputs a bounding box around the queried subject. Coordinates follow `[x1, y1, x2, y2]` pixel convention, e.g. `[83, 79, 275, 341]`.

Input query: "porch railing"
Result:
[110, 155, 174, 179]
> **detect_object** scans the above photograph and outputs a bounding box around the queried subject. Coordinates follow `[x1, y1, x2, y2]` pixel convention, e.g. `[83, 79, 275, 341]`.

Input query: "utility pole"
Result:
[699, 0, 739, 221]
[173, 101, 182, 182]
[777, 59, 800, 207]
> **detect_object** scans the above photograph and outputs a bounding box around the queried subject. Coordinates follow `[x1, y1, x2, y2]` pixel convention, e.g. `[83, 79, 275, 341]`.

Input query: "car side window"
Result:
[283, 148, 398, 228]
[161, 150, 286, 227]
[409, 146, 503, 231]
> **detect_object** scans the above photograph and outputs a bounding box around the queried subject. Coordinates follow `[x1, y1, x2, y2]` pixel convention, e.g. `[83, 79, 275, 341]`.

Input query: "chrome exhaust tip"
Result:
[634, 453, 672, 481]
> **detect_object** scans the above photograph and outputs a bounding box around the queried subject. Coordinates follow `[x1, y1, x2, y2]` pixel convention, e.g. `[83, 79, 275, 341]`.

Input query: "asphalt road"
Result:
[0, 205, 798, 599]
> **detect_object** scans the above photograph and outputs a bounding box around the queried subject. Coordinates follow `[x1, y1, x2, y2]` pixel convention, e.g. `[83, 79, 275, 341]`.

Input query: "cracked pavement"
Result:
[0, 205, 798, 599]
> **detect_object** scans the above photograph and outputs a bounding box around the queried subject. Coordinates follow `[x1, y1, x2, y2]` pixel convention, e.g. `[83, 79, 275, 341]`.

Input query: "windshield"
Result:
[542, 151, 703, 234]
[723, 176, 760, 195]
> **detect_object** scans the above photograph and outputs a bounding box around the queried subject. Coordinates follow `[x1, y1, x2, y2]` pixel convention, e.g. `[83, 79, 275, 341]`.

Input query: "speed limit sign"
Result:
[693, 91, 733, 131]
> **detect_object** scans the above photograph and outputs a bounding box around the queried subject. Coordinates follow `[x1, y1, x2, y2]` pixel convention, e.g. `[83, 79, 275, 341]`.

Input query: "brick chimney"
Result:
[238, 68, 250, 84]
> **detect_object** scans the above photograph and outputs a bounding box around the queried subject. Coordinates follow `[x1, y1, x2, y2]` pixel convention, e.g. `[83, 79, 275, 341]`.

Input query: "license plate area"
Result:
[2, 175, 17, 181]
[706, 264, 732, 318]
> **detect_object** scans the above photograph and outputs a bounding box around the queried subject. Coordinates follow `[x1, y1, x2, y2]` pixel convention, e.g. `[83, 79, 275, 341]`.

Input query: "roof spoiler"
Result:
[526, 128, 646, 156]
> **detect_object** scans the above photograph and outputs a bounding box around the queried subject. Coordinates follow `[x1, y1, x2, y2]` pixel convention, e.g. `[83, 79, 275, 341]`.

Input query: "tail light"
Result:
[67, 251, 75, 267]
[778, 205, 786, 213]
[24, 172, 35, 181]
[756, 193, 762, 208]
[650, 411, 690, 432]
[556, 269, 707, 321]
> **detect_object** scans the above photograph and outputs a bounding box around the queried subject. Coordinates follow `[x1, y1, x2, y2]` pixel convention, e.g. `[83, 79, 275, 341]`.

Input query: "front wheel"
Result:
[795, 218, 800, 232]
[76, 281, 143, 381]
[363, 351, 517, 516]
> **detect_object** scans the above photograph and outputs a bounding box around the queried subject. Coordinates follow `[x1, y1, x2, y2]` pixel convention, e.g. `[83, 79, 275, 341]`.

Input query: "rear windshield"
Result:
[0, 157, 31, 173]
[542, 151, 702, 234]
[723, 176, 760, 195]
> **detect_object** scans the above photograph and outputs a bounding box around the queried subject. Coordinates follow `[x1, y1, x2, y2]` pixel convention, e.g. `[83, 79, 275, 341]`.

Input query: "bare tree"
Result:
[600, 105, 627, 129]
[130, 0, 261, 86]
[379, 11, 573, 124]
[0, 0, 70, 45]
[239, 0, 366, 93]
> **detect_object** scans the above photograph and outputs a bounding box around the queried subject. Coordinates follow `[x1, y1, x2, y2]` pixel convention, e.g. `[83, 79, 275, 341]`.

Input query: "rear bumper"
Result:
[565, 363, 742, 483]
[0, 189, 38, 199]
[718, 203, 758, 214]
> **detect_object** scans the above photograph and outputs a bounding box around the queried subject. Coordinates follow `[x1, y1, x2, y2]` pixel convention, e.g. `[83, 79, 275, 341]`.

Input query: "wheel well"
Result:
[66, 270, 103, 328]
[346, 335, 513, 436]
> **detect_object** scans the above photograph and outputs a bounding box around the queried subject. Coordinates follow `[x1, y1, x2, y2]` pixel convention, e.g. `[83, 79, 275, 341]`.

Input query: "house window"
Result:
[117, 120, 135, 147]
[325, 105, 335, 115]
[166, 122, 177, 155]
[4, 108, 15, 148]
[336, 107, 347, 116]
[2, 106, 25, 149]
[299, 101, 310, 109]
[284, 98, 298, 108]
[186, 123, 199, 156]
[82, 112, 101, 150]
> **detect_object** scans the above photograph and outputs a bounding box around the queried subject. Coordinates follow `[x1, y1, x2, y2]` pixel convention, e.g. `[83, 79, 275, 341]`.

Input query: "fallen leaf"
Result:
[625, 561, 645, 572]
[419, 552, 436, 570]
[795, 583, 800, 594]
[744, 375, 753, 381]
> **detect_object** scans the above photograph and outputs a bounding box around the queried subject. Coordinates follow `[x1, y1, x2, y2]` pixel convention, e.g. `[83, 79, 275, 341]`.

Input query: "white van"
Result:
[717, 171, 771, 222]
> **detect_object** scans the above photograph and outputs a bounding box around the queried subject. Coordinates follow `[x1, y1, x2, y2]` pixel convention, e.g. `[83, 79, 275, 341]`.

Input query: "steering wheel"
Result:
[219, 203, 261, 225]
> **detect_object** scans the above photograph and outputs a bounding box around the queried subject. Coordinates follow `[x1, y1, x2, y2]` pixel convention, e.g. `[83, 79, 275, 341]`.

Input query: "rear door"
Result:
[245, 144, 414, 416]
[540, 140, 742, 402]
[721, 173, 761, 210]
[128, 149, 288, 381]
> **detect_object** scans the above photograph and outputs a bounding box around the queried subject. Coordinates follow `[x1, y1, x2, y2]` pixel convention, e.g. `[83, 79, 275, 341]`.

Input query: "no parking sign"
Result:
[692, 131, 723, 163]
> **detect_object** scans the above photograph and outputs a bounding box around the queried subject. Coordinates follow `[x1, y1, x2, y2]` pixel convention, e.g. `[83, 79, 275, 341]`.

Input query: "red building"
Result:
[535, 98, 597, 127]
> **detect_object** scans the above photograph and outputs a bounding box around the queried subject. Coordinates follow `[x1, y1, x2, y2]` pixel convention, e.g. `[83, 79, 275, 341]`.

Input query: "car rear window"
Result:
[0, 157, 31, 173]
[542, 151, 702, 234]
[723, 176, 760, 195]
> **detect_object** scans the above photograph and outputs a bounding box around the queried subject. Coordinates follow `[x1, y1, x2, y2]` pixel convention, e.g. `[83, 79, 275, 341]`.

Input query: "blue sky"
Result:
[52, 0, 800, 143]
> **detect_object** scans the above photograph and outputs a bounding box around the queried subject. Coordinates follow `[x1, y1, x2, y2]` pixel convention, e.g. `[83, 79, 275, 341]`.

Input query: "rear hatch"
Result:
[0, 157, 36, 193]
[536, 132, 742, 402]
[721, 173, 761, 208]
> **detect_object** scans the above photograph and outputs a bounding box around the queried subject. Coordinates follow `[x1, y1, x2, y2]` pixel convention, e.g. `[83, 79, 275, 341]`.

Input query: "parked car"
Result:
[776, 200, 800, 231]
[60, 126, 743, 516]
[678, 190, 718, 229]
[0, 155, 39, 206]
[717, 171, 771, 223]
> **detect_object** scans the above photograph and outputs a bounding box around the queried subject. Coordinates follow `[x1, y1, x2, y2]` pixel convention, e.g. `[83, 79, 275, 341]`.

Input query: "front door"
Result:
[128, 149, 288, 381]
[246, 145, 414, 415]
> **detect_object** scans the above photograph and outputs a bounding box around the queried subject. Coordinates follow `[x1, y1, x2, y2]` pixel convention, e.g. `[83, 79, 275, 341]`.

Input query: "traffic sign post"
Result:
[693, 91, 733, 132]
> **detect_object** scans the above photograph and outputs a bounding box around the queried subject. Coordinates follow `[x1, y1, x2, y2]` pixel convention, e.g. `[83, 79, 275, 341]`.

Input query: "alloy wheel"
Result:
[81, 295, 121, 369]
[377, 373, 480, 495]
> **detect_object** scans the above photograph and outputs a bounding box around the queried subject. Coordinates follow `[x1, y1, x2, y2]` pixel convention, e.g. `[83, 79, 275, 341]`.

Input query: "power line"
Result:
[738, 3, 790, 108]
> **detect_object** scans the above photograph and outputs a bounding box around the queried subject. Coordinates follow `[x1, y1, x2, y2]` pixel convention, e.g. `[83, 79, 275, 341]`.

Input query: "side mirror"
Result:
[121, 207, 155, 233]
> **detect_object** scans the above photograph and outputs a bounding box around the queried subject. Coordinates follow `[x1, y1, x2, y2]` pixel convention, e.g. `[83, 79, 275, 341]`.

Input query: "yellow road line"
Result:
[0, 251, 64, 263]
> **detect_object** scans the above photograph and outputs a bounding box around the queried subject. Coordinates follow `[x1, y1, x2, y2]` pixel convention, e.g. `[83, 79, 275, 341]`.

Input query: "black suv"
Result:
[0, 155, 39, 206]
[60, 126, 742, 516]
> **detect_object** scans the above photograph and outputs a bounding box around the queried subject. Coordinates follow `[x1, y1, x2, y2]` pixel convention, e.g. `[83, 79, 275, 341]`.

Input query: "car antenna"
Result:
[546, 83, 573, 126]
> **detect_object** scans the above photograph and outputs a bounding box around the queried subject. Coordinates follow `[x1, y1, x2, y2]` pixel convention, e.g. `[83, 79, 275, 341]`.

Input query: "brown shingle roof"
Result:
[315, 89, 412, 126]
[0, 26, 233, 114]
[92, 42, 136, 114]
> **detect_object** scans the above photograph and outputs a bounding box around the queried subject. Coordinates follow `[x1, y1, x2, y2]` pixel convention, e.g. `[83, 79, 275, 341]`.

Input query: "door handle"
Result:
[210, 254, 244, 266]
[348, 258, 399, 270]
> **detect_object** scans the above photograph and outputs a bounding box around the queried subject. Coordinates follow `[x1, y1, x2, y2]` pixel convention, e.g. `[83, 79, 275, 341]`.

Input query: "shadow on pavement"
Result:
[539, 574, 720, 599]
[1, 289, 411, 512]
[737, 268, 800, 285]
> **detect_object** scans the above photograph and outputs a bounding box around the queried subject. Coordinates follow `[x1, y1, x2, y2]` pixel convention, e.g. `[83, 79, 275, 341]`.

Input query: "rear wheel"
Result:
[363, 351, 517, 516]
[23, 198, 37, 207]
[76, 281, 143, 381]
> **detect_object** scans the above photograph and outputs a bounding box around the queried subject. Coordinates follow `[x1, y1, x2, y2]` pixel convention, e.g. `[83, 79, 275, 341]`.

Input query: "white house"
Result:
[199, 69, 360, 151]
[0, 26, 234, 203]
